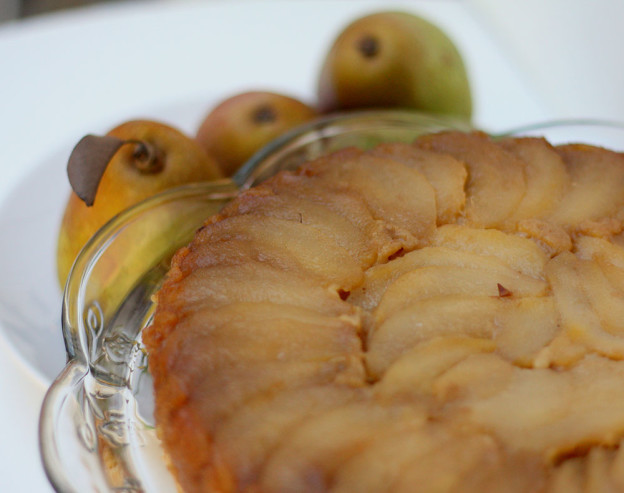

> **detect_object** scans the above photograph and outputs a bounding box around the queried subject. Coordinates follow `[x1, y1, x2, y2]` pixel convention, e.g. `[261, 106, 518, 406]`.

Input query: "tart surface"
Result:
[144, 131, 624, 492]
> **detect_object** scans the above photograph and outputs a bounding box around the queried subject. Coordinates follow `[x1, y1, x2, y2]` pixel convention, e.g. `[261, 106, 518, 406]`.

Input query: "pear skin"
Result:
[56, 120, 223, 287]
[196, 91, 317, 176]
[318, 11, 472, 118]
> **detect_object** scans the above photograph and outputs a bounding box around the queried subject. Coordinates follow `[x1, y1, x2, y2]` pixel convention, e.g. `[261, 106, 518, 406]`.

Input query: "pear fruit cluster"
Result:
[193, 10, 472, 176]
[56, 10, 472, 288]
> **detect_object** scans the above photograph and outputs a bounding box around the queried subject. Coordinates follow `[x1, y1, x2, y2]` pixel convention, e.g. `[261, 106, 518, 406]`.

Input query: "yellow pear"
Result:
[317, 11, 472, 118]
[56, 119, 222, 287]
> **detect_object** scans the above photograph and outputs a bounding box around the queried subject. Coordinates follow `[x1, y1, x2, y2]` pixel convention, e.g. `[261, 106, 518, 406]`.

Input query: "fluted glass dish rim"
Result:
[39, 110, 624, 492]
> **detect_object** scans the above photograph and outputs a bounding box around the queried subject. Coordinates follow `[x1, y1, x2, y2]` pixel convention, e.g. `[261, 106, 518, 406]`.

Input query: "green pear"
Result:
[195, 91, 317, 177]
[317, 11, 472, 119]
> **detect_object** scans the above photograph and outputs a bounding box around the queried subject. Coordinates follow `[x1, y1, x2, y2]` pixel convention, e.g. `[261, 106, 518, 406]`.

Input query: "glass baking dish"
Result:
[38, 110, 624, 492]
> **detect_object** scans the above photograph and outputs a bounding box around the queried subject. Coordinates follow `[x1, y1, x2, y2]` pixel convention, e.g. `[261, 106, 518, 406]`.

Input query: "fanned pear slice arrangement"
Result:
[53, 5, 624, 492]
[144, 130, 624, 492]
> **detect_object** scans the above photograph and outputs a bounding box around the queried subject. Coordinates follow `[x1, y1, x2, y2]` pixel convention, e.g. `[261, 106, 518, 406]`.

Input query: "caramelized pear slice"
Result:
[350, 245, 536, 311]
[576, 236, 624, 293]
[451, 355, 624, 461]
[299, 149, 437, 245]
[156, 302, 365, 426]
[432, 224, 548, 278]
[259, 401, 427, 492]
[269, 171, 405, 262]
[367, 295, 508, 378]
[219, 185, 376, 268]
[369, 142, 467, 224]
[376, 336, 496, 399]
[548, 144, 624, 228]
[184, 215, 364, 290]
[333, 414, 544, 493]
[576, 236, 624, 269]
[374, 265, 547, 324]
[548, 457, 585, 493]
[159, 262, 355, 318]
[391, 429, 542, 493]
[548, 442, 624, 492]
[330, 425, 448, 493]
[414, 131, 526, 227]
[269, 169, 379, 233]
[576, 259, 624, 336]
[172, 302, 362, 365]
[215, 385, 362, 488]
[585, 447, 619, 493]
[432, 352, 515, 402]
[498, 137, 569, 221]
[546, 252, 624, 359]
[494, 297, 560, 367]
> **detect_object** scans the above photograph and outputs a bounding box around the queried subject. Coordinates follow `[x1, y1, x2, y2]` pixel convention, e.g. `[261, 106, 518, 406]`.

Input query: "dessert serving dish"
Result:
[39, 111, 624, 492]
[39, 110, 467, 492]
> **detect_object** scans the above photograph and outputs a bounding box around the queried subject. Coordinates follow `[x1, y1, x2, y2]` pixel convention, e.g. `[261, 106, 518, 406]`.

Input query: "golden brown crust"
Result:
[144, 131, 624, 492]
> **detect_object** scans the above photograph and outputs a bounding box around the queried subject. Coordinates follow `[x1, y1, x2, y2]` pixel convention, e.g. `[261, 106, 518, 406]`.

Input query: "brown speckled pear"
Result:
[317, 11, 472, 119]
[195, 91, 317, 177]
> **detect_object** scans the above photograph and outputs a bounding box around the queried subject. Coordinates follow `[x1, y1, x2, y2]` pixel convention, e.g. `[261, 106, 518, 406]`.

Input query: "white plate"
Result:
[0, 100, 206, 384]
[0, 0, 551, 385]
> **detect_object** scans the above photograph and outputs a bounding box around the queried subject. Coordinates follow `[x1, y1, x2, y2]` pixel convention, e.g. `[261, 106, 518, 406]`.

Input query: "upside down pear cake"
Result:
[143, 130, 624, 492]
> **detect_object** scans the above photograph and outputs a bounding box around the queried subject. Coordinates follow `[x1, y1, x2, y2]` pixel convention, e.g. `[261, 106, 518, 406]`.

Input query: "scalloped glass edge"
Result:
[39, 110, 624, 492]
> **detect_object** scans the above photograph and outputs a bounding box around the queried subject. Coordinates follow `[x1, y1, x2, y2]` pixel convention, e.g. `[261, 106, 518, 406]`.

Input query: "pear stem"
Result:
[128, 140, 165, 174]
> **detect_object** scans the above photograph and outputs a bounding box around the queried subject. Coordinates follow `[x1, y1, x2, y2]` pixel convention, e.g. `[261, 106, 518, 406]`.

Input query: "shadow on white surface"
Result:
[0, 148, 67, 383]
